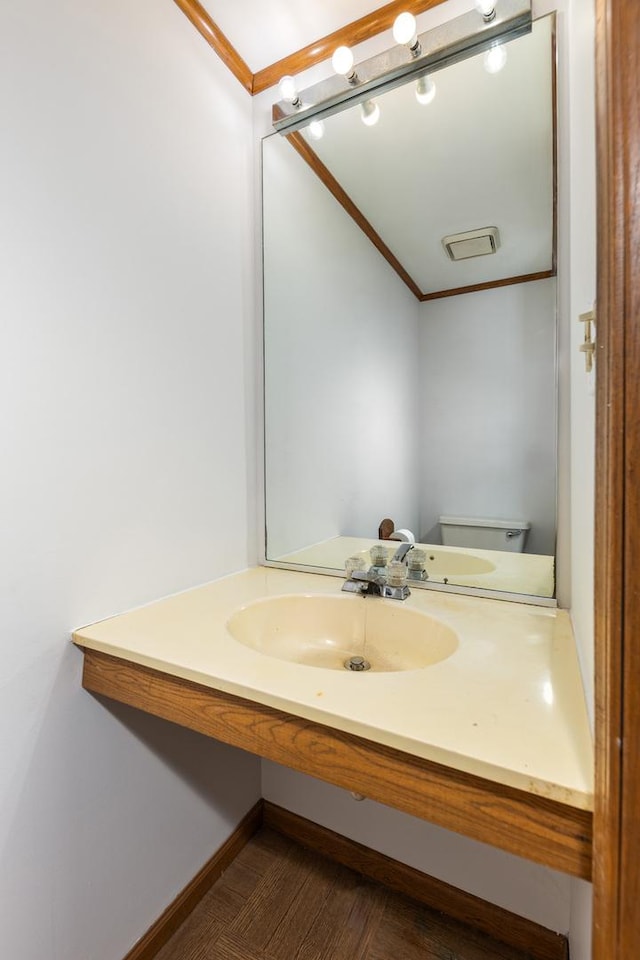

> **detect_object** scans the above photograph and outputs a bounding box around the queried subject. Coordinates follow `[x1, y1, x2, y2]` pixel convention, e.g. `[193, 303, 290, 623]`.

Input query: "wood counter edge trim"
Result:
[122, 799, 263, 960]
[81, 649, 592, 881]
[264, 801, 569, 960]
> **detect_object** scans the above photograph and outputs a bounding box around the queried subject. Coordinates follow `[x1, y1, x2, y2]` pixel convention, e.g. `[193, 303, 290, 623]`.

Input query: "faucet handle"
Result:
[345, 556, 366, 578]
[387, 560, 409, 588]
[407, 548, 428, 581]
[369, 544, 390, 567]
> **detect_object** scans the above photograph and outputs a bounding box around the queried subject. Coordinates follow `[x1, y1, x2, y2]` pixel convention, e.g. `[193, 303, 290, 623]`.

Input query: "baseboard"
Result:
[123, 799, 264, 960]
[263, 801, 569, 960]
[121, 797, 569, 960]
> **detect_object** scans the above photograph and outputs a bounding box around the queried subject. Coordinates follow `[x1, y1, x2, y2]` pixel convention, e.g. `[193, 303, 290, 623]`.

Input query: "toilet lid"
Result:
[439, 515, 531, 530]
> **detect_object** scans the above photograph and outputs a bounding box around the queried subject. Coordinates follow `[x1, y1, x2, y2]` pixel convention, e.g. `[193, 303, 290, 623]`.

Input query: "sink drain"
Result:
[344, 655, 371, 672]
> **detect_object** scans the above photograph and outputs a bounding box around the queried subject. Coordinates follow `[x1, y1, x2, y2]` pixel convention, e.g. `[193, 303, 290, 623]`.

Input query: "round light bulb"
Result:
[475, 0, 496, 20]
[415, 75, 436, 105]
[360, 99, 380, 127]
[308, 120, 325, 141]
[393, 12, 418, 47]
[278, 75, 299, 104]
[484, 43, 507, 74]
[332, 45, 355, 78]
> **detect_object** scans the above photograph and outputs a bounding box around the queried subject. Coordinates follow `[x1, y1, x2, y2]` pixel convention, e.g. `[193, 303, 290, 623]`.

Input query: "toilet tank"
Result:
[439, 516, 531, 553]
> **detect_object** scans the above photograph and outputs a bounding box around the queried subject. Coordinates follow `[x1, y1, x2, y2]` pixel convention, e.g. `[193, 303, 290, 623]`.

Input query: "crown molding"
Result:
[172, 0, 448, 96]
[172, 0, 253, 92]
[252, 0, 448, 94]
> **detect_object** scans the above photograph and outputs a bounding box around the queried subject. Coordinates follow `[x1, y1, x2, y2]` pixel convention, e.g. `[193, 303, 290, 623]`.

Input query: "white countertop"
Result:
[73, 566, 593, 810]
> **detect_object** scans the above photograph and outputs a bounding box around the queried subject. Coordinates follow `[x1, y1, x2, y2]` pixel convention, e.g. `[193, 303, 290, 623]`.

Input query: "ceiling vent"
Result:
[442, 226, 500, 261]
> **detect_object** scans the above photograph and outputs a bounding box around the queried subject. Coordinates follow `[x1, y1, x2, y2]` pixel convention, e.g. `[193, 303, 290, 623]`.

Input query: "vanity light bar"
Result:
[272, 0, 531, 134]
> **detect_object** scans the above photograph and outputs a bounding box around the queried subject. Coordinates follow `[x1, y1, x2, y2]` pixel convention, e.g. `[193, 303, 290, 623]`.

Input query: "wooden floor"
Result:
[155, 827, 537, 960]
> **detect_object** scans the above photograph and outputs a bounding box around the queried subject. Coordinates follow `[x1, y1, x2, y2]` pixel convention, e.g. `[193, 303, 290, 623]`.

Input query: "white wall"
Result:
[263, 134, 421, 558]
[0, 2, 260, 958]
[417, 280, 558, 555]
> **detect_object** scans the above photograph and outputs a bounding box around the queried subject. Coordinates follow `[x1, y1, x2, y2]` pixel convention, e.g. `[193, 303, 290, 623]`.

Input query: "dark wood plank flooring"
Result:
[155, 827, 536, 960]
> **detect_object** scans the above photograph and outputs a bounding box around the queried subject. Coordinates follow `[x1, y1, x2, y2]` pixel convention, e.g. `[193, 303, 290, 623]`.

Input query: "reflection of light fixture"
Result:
[278, 75, 301, 107]
[360, 99, 380, 126]
[484, 42, 507, 73]
[307, 120, 325, 141]
[332, 46, 358, 83]
[415, 75, 436, 104]
[272, 0, 532, 135]
[393, 12, 421, 56]
[475, 0, 497, 22]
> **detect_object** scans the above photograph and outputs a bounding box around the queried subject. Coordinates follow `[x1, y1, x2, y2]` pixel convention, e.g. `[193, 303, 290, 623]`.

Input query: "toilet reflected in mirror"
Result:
[439, 516, 530, 553]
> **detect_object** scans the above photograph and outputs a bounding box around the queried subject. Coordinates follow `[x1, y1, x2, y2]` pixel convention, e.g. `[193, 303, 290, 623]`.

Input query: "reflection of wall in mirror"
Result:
[263, 134, 421, 559]
[418, 280, 556, 556]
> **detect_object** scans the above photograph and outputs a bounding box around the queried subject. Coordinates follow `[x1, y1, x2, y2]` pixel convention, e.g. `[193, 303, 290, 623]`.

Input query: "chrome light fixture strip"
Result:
[273, 0, 531, 134]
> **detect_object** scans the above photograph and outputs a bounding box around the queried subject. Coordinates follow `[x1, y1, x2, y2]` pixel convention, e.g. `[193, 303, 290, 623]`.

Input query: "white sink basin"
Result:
[226, 594, 458, 672]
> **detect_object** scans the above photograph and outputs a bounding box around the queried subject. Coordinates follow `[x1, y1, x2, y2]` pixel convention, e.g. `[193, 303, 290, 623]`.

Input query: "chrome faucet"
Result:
[342, 543, 413, 601]
[343, 569, 388, 597]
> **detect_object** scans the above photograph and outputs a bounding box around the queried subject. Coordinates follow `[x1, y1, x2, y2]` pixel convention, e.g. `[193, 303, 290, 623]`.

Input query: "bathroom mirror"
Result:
[263, 15, 557, 601]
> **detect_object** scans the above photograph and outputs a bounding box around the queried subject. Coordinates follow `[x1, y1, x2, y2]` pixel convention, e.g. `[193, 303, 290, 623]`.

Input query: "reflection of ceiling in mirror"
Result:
[298, 16, 554, 297]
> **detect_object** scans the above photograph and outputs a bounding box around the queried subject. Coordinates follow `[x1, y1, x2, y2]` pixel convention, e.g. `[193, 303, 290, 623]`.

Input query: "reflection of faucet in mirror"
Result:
[392, 542, 414, 564]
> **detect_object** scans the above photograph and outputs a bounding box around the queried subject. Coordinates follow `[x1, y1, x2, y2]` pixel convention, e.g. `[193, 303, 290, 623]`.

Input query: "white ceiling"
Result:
[199, 0, 393, 73]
